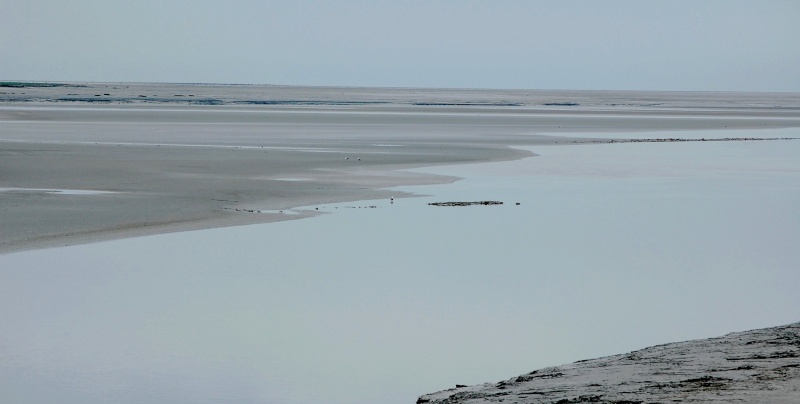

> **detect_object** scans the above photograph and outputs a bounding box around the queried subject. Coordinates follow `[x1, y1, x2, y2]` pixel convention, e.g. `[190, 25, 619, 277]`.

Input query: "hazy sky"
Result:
[2, 0, 799, 91]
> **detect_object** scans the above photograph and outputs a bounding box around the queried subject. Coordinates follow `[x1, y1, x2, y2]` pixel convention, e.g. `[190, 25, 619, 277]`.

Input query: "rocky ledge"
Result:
[418, 322, 799, 403]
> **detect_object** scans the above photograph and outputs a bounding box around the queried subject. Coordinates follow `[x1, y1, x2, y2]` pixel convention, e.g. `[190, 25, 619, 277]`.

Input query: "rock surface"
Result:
[418, 322, 800, 403]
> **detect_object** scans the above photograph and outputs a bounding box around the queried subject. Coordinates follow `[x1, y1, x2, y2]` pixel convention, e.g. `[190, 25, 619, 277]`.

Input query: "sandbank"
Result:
[1, 84, 799, 253]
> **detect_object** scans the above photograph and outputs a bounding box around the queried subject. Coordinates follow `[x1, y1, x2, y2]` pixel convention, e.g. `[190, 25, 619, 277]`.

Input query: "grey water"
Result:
[2, 129, 799, 404]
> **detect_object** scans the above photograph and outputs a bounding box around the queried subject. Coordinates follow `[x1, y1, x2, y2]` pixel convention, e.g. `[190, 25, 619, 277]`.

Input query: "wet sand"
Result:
[1, 84, 799, 253]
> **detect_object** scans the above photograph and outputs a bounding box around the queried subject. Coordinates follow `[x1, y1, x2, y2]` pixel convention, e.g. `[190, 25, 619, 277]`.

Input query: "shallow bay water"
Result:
[2, 129, 799, 404]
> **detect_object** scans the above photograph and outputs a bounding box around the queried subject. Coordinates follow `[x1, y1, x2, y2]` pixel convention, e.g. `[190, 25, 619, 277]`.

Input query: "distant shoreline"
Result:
[3, 81, 800, 111]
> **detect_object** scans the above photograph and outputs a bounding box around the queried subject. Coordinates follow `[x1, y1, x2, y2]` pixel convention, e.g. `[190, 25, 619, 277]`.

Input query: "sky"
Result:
[2, 0, 799, 91]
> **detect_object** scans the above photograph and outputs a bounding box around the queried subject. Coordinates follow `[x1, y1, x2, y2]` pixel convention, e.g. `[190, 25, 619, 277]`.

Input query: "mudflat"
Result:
[1, 83, 799, 252]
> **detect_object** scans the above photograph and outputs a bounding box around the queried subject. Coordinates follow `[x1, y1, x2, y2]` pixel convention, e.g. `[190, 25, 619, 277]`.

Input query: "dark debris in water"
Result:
[428, 201, 504, 207]
[563, 137, 800, 144]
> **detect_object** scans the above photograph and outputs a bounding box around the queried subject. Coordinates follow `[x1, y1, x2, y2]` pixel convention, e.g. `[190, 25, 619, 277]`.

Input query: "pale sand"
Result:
[2, 84, 799, 253]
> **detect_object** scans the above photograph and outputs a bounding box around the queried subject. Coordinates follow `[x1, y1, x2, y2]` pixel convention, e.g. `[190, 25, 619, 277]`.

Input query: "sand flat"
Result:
[2, 84, 800, 253]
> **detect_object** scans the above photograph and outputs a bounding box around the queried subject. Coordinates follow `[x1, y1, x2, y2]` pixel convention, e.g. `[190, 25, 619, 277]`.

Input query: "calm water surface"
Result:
[2, 129, 799, 404]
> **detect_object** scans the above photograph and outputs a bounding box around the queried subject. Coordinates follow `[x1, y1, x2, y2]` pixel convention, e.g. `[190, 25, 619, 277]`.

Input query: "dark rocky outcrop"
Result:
[418, 322, 800, 403]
